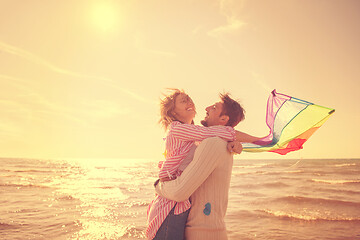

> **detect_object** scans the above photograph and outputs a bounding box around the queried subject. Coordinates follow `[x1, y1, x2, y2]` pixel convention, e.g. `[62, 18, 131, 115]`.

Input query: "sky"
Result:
[0, 0, 359, 160]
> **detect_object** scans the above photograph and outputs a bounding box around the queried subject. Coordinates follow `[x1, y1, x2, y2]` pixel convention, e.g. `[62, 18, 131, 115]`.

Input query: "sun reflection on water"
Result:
[50, 158, 155, 239]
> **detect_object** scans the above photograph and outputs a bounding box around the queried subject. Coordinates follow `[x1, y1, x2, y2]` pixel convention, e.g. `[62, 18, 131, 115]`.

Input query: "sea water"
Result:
[1, 157, 359, 240]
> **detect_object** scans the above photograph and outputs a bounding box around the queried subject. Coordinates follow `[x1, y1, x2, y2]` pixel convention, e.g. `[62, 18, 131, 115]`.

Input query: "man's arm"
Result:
[155, 137, 232, 202]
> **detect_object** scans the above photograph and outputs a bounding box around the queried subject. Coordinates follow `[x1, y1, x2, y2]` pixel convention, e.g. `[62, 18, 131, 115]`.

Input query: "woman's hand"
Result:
[227, 141, 243, 154]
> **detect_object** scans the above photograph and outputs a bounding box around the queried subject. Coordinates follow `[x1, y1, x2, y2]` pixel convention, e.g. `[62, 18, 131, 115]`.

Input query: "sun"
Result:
[90, 1, 120, 32]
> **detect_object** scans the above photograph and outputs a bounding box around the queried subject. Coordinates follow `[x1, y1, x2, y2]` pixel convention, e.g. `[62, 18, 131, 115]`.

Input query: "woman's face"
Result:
[173, 93, 196, 124]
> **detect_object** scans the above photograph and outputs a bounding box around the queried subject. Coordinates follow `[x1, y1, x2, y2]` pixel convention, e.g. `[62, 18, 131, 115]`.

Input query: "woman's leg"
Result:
[153, 205, 190, 240]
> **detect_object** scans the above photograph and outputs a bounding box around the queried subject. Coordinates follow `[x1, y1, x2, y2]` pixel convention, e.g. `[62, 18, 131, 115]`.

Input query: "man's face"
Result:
[201, 102, 226, 127]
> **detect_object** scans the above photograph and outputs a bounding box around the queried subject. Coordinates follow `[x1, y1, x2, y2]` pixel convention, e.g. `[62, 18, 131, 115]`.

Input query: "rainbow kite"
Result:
[242, 90, 335, 155]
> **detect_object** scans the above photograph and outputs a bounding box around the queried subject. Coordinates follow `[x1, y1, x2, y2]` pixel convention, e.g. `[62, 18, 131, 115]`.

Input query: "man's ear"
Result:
[220, 115, 229, 125]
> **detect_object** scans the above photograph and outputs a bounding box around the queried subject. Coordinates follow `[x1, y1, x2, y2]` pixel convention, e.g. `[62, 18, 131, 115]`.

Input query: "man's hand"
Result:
[227, 141, 243, 154]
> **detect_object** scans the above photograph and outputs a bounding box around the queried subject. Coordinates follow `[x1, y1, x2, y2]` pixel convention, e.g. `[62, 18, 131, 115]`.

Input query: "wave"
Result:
[261, 170, 304, 175]
[284, 170, 304, 173]
[237, 192, 267, 197]
[311, 179, 360, 184]
[230, 208, 360, 222]
[0, 183, 50, 189]
[272, 196, 360, 208]
[234, 163, 272, 169]
[259, 209, 360, 222]
[12, 169, 54, 173]
[0, 222, 19, 230]
[99, 186, 115, 189]
[334, 163, 357, 167]
[119, 200, 149, 208]
[263, 182, 290, 188]
[309, 187, 360, 196]
[232, 169, 305, 177]
[231, 181, 289, 189]
[121, 225, 146, 239]
[55, 195, 78, 201]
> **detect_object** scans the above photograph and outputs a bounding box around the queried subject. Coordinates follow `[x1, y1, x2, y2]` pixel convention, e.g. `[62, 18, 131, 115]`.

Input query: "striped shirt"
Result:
[146, 121, 236, 239]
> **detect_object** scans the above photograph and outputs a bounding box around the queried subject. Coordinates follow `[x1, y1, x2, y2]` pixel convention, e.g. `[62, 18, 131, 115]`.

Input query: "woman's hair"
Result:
[159, 88, 185, 130]
[220, 92, 245, 127]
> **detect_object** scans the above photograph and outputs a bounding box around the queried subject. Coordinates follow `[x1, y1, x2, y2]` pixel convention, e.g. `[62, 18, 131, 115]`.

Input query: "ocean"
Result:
[1, 157, 359, 240]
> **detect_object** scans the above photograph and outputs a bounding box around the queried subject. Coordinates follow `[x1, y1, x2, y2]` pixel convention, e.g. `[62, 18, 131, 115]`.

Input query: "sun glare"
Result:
[91, 1, 120, 32]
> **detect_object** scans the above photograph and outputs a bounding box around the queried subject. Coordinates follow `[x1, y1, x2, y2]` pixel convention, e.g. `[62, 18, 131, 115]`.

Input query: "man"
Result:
[155, 93, 259, 239]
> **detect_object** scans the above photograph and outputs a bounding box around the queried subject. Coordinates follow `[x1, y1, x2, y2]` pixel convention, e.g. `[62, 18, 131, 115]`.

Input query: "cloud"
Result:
[146, 49, 176, 57]
[0, 41, 85, 77]
[0, 119, 22, 138]
[1, 74, 132, 129]
[80, 100, 130, 120]
[0, 74, 35, 94]
[0, 91, 89, 127]
[207, 0, 247, 38]
[0, 75, 90, 126]
[0, 40, 150, 104]
[0, 99, 30, 138]
[208, 18, 247, 38]
[251, 71, 272, 93]
[133, 33, 176, 57]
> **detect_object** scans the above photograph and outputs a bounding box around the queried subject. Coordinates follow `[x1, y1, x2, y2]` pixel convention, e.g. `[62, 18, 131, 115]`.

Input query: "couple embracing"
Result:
[146, 89, 260, 240]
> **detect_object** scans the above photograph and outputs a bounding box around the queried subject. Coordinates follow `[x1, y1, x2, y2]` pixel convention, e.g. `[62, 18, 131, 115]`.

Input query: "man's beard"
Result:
[200, 120, 208, 127]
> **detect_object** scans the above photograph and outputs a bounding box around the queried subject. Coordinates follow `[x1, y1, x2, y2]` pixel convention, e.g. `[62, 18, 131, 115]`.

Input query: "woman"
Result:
[146, 89, 237, 240]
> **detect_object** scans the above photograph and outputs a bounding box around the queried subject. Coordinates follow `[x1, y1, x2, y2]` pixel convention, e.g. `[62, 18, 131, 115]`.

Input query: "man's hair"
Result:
[158, 88, 184, 130]
[220, 93, 245, 127]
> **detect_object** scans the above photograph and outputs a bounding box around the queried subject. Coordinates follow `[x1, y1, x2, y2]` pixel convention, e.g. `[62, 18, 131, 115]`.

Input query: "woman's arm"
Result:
[235, 130, 262, 143]
[170, 122, 236, 142]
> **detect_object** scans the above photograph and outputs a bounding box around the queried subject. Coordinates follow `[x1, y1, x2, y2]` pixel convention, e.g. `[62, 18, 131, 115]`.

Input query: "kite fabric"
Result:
[242, 90, 335, 155]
